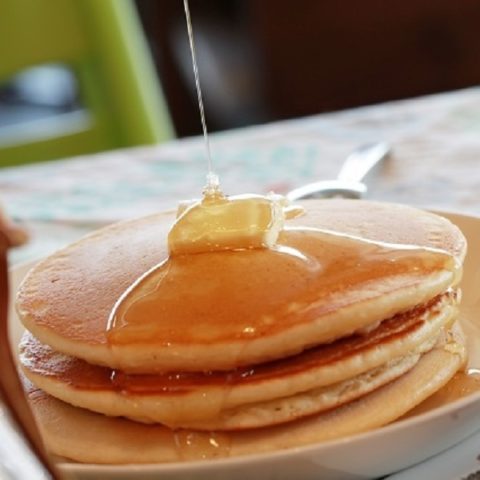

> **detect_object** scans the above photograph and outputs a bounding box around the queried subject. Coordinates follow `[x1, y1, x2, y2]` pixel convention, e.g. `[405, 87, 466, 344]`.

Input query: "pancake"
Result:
[24, 322, 466, 464]
[19, 291, 458, 428]
[16, 200, 466, 373]
[16, 198, 468, 463]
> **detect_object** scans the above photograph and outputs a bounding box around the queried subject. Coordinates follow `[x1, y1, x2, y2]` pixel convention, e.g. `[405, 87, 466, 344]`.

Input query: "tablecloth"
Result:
[2, 87, 480, 265]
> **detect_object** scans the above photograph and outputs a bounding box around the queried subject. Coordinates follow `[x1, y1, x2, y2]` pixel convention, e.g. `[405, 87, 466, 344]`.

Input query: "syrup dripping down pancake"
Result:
[16, 200, 465, 373]
[23, 322, 466, 464]
[20, 291, 458, 429]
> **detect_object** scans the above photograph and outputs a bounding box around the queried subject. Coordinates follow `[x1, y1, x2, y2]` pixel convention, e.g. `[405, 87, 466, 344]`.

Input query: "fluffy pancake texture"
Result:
[16, 200, 465, 373]
[19, 291, 458, 429]
[24, 322, 466, 464]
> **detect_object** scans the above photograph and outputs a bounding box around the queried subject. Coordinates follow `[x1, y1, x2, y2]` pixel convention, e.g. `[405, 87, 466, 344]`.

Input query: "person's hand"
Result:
[0, 205, 28, 248]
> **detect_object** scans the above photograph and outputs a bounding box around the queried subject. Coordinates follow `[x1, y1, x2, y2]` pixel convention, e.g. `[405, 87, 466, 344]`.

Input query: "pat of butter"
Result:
[168, 192, 287, 255]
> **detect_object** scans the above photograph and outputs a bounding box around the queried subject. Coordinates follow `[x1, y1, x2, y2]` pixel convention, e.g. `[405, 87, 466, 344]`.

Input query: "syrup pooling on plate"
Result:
[106, 194, 459, 352]
[404, 371, 480, 418]
[404, 295, 480, 417]
[172, 430, 231, 461]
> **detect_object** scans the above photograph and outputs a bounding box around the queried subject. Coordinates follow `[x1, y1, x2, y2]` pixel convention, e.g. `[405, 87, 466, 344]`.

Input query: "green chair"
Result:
[0, 0, 174, 167]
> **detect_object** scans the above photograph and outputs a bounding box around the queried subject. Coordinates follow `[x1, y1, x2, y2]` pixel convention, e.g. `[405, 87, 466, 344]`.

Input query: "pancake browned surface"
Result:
[24, 323, 466, 464]
[16, 200, 465, 373]
[19, 291, 458, 429]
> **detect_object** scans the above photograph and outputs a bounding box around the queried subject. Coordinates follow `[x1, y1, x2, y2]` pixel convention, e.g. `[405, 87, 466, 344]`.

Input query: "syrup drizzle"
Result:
[107, 228, 458, 352]
[183, 0, 217, 193]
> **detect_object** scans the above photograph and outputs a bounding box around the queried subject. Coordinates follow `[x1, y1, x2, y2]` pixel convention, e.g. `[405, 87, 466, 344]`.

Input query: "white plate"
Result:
[386, 428, 480, 480]
[8, 211, 480, 480]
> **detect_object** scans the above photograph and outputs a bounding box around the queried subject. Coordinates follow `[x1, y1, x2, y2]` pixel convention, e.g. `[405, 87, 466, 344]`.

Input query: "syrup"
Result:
[101, 298, 437, 392]
[183, 0, 214, 182]
[172, 430, 231, 460]
[107, 229, 457, 348]
[24, 293, 457, 428]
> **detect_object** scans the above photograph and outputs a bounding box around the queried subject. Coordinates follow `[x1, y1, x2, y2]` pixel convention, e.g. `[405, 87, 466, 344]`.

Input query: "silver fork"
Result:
[287, 142, 391, 201]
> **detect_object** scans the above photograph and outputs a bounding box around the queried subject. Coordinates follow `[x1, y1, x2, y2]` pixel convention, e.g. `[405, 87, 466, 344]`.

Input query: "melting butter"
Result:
[168, 188, 303, 255]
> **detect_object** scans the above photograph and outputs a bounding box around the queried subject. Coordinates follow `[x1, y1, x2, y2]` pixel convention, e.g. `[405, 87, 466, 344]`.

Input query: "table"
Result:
[2, 87, 480, 266]
[2, 87, 480, 479]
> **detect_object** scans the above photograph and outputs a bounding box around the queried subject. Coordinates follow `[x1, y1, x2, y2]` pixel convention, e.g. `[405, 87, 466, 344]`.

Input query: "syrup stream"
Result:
[183, 0, 218, 193]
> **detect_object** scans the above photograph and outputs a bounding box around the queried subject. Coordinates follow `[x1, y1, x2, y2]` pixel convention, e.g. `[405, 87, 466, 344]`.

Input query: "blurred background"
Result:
[1, 0, 480, 164]
[139, 0, 480, 135]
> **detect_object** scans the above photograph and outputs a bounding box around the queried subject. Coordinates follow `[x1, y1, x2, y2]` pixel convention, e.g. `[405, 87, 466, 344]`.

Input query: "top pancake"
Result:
[16, 199, 466, 372]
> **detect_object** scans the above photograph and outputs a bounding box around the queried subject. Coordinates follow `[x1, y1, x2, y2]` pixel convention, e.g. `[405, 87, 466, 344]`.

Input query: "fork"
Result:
[287, 142, 391, 201]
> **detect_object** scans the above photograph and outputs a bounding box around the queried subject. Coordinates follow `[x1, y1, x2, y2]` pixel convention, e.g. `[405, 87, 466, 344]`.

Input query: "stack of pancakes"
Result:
[16, 199, 467, 464]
